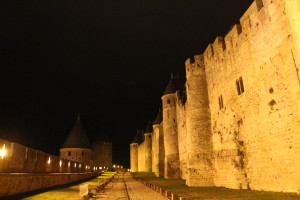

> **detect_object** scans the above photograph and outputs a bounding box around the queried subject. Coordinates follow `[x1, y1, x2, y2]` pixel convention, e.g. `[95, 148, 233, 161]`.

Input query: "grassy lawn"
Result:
[133, 172, 300, 200]
[5, 172, 115, 200]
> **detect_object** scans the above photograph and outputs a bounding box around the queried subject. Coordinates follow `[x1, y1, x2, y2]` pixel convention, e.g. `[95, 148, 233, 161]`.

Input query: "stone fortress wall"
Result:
[0, 139, 96, 173]
[131, 0, 300, 193]
[0, 139, 98, 197]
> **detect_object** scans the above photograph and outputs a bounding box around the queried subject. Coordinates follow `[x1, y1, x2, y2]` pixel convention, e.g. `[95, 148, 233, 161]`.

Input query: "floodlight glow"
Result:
[0, 144, 6, 159]
[100, 167, 102, 169]
[68, 161, 70, 168]
[47, 157, 51, 164]
[74, 163, 76, 168]
[59, 160, 62, 167]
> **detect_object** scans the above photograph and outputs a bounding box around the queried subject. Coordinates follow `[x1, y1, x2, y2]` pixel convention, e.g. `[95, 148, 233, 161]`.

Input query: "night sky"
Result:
[0, 0, 253, 167]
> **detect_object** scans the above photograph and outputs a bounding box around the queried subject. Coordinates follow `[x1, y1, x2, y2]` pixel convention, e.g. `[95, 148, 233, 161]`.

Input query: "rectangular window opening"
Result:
[239, 77, 244, 93]
[236, 80, 241, 95]
[218, 95, 224, 110]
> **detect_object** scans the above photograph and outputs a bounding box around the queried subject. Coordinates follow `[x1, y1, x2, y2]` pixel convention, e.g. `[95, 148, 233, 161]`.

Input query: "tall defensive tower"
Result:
[92, 125, 112, 170]
[185, 55, 214, 186]
[130, 130, 143, 172]
[161, 74, 182, 179]
[60, 114, 93, 166]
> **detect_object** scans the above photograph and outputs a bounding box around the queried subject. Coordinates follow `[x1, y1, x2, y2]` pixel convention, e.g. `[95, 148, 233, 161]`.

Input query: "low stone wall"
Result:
[0, 172, 97, 197]
[0, 139, 97, 173]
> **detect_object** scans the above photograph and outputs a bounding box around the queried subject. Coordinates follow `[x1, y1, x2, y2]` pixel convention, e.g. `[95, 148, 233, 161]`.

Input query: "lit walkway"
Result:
[96, 172, 168, 200]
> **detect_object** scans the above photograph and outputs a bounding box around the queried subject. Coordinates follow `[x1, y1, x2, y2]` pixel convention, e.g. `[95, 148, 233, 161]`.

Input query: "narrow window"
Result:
[82, 151, 84, 156]
[236, 80, 241, 95]
[167, 99, 171, 104]
[236, 77, 245, 95]
[218, 95, 224, 110]
[68, 151, 71, 156]
[239, 77, 244, 93]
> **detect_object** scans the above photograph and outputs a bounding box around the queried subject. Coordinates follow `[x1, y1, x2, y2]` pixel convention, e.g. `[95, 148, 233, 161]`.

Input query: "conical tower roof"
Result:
[132, 130, 144, 144]
[153, 109, 163, 125]
[163, 73, 184, 96]
[145, 121, 153, 133]
[61, 114, 91, 149]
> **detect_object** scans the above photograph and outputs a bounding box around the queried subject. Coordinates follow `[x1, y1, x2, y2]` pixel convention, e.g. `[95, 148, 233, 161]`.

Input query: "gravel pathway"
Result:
[96, 172, 167, 200]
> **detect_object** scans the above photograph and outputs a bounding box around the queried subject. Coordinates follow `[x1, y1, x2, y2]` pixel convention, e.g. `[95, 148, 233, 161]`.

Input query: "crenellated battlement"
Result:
[200, 0, 282, 66]
[185, 55, 205, 78]
[131, 0, 300, 193]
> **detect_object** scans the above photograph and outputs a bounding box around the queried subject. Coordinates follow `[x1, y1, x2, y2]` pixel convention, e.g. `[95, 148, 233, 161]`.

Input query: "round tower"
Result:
[92, 126, 112, 170]
[162, 74, 181, 179]
[144, 122, 153, 172]
[60, 114, 93, 166]
[185, 55, 214, 186]
[130, 130, 143, 172]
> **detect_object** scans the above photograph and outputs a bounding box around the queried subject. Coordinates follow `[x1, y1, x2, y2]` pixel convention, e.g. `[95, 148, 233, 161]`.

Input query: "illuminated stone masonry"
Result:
[130, 0, 300, 193]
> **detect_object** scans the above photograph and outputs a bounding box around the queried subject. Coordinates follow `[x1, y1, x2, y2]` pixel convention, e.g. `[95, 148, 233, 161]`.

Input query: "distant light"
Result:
[113, 165, 116, 168]
[121, 166, 123, 168]
[79, 164, 81, 168]
[0, 144, 6, 159]
[68, 161, 70, 168]
[74, 163, 77, 168]
[100, 167, 102, 170]
[59, 160, 62, 167]
[85, 165, 88, 169]
[47, 157, 51, 164]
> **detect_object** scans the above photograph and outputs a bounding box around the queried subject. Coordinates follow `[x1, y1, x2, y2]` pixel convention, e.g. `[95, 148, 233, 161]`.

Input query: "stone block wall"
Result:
[131, 0, 300, 193]
[203, 0, 300, 192]
[162, 94, 180, 179]
[0, 139, 96, 173]
[176, 97, 187, 180]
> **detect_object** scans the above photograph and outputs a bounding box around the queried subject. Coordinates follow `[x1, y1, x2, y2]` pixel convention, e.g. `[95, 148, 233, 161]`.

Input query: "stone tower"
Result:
[152, 109, 164, 177]
[92, 125, 112, 170]
[144, 121, 153, 172]
[161, 74, 181, 179]
[60, 114, 93, 166]
[185, 55, 214, 186]
[130, 130, 142, 172]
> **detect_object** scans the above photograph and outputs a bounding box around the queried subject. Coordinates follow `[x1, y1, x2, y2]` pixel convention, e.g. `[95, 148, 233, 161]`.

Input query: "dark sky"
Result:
[0, 0, 253, 167]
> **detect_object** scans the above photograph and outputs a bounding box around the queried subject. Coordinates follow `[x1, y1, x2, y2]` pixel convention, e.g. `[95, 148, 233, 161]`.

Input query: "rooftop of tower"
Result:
[61, 114, 91, 149]
[163, 73, 185, 96]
